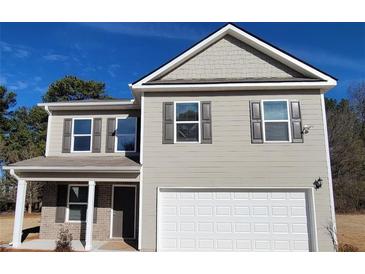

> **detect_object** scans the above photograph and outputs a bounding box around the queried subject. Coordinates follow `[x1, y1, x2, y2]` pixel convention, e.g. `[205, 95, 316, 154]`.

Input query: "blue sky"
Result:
[0, 22, 364, 107]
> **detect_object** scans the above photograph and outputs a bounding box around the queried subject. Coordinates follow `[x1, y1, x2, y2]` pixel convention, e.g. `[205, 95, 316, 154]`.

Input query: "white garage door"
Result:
[157, 189, 313, 251]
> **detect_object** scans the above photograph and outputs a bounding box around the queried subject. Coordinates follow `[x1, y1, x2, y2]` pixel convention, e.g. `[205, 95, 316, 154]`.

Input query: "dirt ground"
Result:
[336, 214, 365, 251]
[0, 212, 364, 251]
[0, 212, 41, 245]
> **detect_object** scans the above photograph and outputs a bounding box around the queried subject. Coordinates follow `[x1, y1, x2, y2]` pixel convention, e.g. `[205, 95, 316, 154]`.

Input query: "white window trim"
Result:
[174, 101, 201, 144]
[114, 117, 138, 153]
[71, 118, 93, 153]
[261, 99, 292, 143]
[66, 184, 88, 223]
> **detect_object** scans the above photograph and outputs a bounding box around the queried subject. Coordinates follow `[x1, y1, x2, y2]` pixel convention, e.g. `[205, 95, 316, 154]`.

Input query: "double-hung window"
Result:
[262, 100, 291, 142]
[67, 185, 88, 222]
[115, 117, 137, 152]
[72, 118, 92, 152]
[175, 102, 200, 143]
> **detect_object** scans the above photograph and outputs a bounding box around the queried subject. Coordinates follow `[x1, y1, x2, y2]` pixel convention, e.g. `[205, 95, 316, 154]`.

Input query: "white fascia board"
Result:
[132, 81, 336, 93]
[2, 166, 140, 172]
[37, 100, 140, 111]
[131, 24, 336, 89]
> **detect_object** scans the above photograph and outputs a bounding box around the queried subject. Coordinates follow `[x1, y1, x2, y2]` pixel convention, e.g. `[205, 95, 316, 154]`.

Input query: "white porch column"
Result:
[85, 180, 95, 251]
[12, 180, 27, 248]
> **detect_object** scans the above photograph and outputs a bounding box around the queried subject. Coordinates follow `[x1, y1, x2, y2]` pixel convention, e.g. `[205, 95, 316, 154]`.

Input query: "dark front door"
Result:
[112, 186, 136, 239]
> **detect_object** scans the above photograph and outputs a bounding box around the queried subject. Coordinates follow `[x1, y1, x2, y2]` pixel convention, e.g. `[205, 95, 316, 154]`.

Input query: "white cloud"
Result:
[34, 76, 42, 82]
[285, 45, 364, 72]
[14, 49, 29, 58]
[43, 54, 69, 61]
[80, 23, 206, 41]
[9, 80, 28, 90]
[0, 41, 30, 58]
[108, 64, 121, 78]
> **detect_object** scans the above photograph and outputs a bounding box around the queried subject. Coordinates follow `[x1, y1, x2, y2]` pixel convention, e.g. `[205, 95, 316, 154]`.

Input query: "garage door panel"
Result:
[158, 189, 312, 251]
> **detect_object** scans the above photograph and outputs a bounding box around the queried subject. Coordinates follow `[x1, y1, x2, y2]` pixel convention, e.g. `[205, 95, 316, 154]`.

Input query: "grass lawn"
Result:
[0, 212, 41, 245]
[336, 214, 365, 251]
[0, 212, 364, 251]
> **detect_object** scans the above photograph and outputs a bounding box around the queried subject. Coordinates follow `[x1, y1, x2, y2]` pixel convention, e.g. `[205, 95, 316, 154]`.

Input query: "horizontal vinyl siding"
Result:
[47, 109, 140, 156]
[141, 90, 334, 251]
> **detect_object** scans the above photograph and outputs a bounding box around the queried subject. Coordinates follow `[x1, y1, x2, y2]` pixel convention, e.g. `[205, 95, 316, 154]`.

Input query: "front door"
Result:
[112, 186, 136, 239]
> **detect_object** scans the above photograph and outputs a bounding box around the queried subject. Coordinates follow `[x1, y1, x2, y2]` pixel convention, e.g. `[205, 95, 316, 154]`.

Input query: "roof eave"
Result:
[3, 166, 141, 173]
[37, 100, 140, 111]
[131, 81, 336, 93]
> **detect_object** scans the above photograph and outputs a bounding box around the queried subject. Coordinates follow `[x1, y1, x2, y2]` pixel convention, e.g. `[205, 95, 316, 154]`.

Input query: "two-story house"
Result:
[4, 23, 337, 252]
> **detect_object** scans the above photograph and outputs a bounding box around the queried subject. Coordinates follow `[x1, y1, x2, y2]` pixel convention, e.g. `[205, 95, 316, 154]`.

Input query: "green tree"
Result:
[0, 106, 48, 212]
[0, 85, 16, 133]
[42, 75, 109, 102]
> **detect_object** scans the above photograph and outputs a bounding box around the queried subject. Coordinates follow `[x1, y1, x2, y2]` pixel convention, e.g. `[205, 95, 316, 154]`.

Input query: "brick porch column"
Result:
[12, 179, 27, 248]
[85, 180, 95, 251]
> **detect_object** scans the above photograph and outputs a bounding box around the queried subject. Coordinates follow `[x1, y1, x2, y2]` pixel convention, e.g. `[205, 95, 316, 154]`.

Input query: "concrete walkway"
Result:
[17, 239, 137, 252]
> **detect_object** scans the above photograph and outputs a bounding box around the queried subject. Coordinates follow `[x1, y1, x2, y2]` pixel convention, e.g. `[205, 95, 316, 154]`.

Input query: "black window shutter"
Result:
[106, 118, 116, 152]
[162, 102, 174, 144]
[55, 184, 68, 223]
[249, 101, 263, 143]
[201, 101, 212, 144]
[62, 119, 72, 153]
[92, 118, 102, 153]
[290, 101, 303, 143]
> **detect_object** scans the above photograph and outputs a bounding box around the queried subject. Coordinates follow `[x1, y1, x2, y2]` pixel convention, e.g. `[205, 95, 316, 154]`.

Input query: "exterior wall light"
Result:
[313, 177, 323, 190]
[302, 125, 313, 134]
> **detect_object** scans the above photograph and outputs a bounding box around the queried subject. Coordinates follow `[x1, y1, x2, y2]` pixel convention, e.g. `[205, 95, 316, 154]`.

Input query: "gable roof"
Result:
[130, 23, 336, 94]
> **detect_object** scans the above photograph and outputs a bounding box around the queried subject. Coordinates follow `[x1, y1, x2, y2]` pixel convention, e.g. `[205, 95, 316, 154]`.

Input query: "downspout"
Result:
[320, 93, 338, 250]
[10, 168, 20, 181]
[44, 106, 52, 157]
[8, 169, 20, 246]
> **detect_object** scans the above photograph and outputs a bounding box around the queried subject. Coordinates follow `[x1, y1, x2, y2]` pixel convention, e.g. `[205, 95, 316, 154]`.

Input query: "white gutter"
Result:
[3, 166, 140, 172]
[38, 99, 136, 107]
[132, 81, 336, 93]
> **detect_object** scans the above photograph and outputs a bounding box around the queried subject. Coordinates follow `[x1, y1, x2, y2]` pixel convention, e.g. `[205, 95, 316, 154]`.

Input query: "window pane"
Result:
[69, 204, 87, 221]
[265, 122, 289, 141]
[176, 103, 199, 121]
[263, 101, 288, 120]
[117, 118, 136, 134]
[117, 134, 136, 151]
[74, 119, 92, 134]
[69, 186, 88, 203]
[176, 123, 199, 142]
[73, 136, 91, 151]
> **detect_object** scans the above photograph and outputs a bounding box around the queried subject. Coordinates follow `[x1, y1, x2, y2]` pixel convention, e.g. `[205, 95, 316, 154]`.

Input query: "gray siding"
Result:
[157, 35, 304, 81]
[47, 109, 140, 157]
[141, 90, 334, 251]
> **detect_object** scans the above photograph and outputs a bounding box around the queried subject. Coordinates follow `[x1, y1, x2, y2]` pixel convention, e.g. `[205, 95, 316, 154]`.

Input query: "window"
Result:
[67, 185, 88, 222]
[72, 119, 92, 152]
[262, 100, 291, 142]
[115, 117, 137, 152]
[175, 102, 200, 143]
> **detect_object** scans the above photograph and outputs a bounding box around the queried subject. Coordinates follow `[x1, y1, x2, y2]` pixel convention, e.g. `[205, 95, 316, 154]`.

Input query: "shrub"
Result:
[338, 243, 359, 252]
[55, 226, 73, 252]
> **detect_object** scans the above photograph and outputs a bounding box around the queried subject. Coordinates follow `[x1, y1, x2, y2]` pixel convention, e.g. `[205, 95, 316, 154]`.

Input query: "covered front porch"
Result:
[3, 156, 141, 251]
